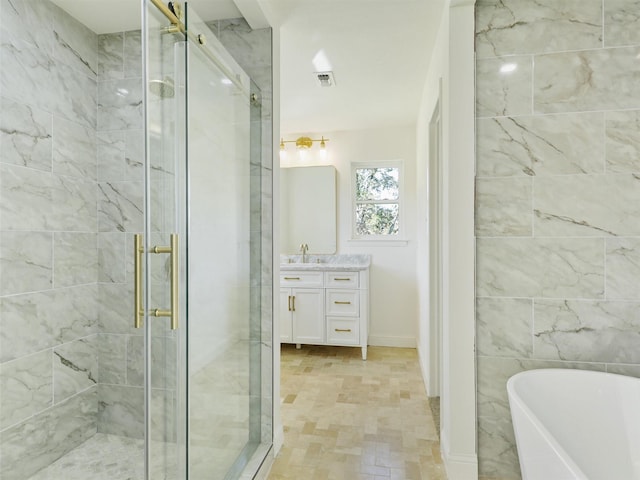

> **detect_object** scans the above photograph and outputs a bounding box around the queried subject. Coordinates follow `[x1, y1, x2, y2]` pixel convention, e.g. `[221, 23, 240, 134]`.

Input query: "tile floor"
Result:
[267, 345, 446, 480]
[26, 342, 258, 480]
[27, 433, 149, 480]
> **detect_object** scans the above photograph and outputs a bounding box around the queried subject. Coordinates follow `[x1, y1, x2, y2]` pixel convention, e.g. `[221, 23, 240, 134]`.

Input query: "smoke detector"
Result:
[314, 71, 335, 87]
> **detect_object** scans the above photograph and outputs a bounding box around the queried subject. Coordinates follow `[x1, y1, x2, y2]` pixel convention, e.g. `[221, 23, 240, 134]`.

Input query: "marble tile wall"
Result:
[475, 0, 640, 478]
[0, 0, 100, 477]
[95, 28, 150, 441]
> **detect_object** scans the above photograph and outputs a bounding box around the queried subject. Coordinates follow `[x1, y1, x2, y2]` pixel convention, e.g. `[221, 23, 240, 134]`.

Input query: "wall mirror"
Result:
[280, 165, 337, 254]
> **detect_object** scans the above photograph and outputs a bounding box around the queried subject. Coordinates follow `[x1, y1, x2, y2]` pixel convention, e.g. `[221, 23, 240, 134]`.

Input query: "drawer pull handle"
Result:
[335, 328, 352, 332]
[283, 277, 301, 280]
[334, 301, 352, 305]
[334, 278, 350, 281]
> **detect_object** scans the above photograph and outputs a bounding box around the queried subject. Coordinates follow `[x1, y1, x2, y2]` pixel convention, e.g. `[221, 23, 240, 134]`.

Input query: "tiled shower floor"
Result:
[26, 343, 259, 480]
[27, 433, 147, 480]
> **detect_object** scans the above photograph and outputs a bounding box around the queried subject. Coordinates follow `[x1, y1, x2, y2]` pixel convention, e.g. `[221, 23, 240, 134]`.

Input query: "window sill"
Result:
[347, 238, 409, 247]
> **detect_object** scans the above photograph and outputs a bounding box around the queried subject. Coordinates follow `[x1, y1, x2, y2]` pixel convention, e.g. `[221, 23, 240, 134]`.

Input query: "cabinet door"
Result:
[279, 288, 293, 342]
[292, 288, 325, 344]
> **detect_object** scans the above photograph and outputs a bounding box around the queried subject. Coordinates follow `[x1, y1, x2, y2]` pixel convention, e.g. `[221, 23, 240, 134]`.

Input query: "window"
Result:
[352, 161, 403, 239]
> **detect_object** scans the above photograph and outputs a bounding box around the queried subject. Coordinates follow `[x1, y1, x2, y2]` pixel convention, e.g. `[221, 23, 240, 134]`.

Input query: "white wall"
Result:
[280, 126, 419, 347]
[416, 1, 478, 479]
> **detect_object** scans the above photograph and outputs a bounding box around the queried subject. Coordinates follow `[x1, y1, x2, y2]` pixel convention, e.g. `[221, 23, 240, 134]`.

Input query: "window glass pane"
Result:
[355, 167, 399, 201]
[355, 204, 399, 236]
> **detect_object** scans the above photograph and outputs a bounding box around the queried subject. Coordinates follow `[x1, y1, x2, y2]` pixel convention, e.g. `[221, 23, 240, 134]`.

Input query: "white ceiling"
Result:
[275, 0, 445, 133]
[52, 0, 445, 134]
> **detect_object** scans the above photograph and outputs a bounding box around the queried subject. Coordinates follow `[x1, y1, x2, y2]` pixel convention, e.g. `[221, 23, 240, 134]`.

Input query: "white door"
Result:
[292, 288, 325, 344]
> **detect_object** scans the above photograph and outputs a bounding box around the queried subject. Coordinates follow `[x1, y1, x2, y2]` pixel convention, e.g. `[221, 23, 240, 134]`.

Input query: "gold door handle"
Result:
[334, 301, 352, 305]
[335, 328, 352, 333]
[150, 234, 179, 330]
[284, 277, 300, 280]
[136, 234, 179, 330]
[134, 234, 143, 328]
[287, 295, 292, 312]
[169, 234, 178, 330]
[292, 295, 296, 312]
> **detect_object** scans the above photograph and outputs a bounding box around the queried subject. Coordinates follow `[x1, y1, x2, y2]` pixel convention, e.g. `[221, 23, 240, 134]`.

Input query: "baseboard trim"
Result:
[441, 431, 478, 480]
[368, 335, 416, 348]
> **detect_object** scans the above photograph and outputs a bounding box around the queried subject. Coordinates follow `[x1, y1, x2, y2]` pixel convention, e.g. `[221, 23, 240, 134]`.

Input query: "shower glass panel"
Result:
[143, 3, 187, 479]
[143, 1, 265, 479]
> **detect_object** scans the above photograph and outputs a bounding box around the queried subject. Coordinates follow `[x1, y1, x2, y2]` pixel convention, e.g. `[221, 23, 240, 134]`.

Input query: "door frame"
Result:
[428, 83, 443, 398]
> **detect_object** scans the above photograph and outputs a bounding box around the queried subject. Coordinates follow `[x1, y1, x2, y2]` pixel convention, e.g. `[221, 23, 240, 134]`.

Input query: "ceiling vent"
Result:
[315, 71, 335, 87]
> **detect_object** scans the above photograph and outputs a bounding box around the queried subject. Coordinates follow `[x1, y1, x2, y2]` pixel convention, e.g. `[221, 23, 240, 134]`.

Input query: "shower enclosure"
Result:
[0, 1, 272, 478]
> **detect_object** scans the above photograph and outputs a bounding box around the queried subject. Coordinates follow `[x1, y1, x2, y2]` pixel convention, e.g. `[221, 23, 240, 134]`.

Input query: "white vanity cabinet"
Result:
[279, 264, 370, 360]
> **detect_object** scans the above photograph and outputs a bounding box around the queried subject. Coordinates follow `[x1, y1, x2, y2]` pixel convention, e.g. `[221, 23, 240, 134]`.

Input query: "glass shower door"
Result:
[184, 10, 261, 478]
[142, 2, 265, 479]
[142, 2, 187, 479]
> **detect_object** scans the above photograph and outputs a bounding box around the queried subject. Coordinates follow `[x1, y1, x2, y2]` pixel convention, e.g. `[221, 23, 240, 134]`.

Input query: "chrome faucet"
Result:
[300, 243, 309, 263]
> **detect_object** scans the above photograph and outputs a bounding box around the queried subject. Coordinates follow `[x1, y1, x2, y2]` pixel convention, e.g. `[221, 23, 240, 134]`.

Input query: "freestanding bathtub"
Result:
[507, 369, 640, 480]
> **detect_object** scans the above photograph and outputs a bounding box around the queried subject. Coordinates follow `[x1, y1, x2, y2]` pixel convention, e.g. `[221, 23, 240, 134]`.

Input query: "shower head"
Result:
[149, 77, 175, 98]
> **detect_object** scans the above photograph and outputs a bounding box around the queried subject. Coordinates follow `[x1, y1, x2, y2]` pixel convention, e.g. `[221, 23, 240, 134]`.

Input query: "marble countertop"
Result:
[280, 254, 371, 272]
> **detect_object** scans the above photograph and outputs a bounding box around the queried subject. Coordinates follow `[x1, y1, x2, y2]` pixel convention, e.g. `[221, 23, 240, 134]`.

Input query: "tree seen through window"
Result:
[354, 166, 400, 236]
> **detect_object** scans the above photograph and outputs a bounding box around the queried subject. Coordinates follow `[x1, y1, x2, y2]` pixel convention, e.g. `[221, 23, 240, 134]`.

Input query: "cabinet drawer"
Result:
[327, 318, 359, 345]
[325, 289, 359, 316]
[280, 271, 323, 287]
[325, 271, 358, 288]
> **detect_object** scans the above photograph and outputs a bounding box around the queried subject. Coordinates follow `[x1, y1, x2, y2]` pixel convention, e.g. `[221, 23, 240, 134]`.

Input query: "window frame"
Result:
[350, 160, 405, 242]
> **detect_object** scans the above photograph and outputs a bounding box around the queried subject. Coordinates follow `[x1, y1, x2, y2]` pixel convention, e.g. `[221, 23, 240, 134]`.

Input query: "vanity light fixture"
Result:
[280, 136, 329, 151]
